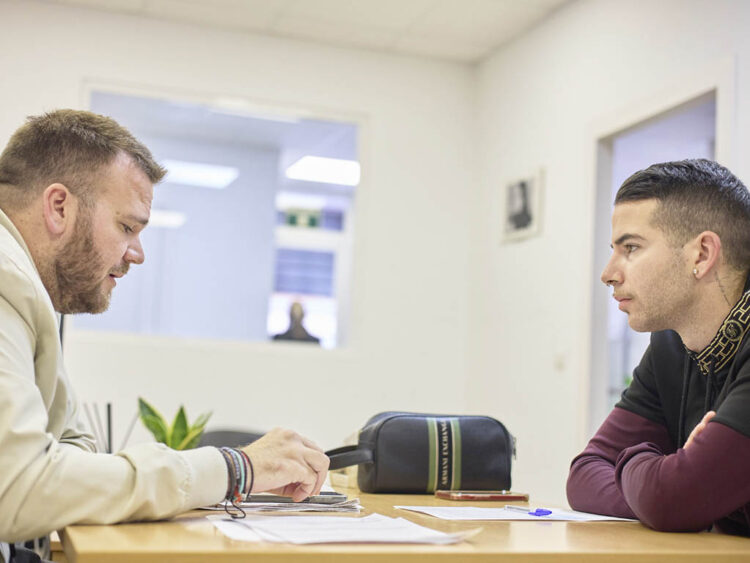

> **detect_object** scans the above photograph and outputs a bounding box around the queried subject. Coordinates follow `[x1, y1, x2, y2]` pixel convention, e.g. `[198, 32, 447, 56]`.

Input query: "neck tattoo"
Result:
[715, 271, 732, 307]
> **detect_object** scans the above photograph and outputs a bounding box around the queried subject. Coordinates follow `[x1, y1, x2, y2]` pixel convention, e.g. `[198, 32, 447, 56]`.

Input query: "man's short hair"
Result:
[615, 159, 750, 273]
[0, 109, 166, 210]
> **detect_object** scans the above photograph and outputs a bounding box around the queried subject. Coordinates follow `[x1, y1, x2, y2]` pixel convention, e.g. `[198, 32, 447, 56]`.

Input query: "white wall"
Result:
[0, 0, 475, 449]
[469, 0, 750, 504]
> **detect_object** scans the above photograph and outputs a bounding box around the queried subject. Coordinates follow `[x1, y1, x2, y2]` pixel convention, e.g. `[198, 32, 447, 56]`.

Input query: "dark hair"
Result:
[0, 109, 166, 210]
[615, 159, 750, 273]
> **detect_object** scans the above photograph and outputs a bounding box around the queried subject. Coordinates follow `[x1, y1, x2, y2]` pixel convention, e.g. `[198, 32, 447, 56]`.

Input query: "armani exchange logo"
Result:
[438, 419, 453, 488]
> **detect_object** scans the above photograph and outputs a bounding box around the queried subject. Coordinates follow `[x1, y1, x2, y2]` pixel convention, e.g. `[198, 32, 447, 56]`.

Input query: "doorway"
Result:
[588, 93, 716, 434]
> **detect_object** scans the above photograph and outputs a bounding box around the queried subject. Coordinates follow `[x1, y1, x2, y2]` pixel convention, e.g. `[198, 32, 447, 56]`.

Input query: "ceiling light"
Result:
[149, 209, 187, 229]
[276, 192, 328, 210]
[285, 156, 360, 186]
[162, 159, 239, 189]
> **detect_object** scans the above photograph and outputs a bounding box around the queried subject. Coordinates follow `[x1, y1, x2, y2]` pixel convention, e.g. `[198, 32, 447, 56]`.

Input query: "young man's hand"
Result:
[684, 411, 716, 450]
[241, 428, 330, 501]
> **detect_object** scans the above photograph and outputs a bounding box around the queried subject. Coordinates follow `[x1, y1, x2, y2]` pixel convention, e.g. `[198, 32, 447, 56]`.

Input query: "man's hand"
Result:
[684, 411, 715, 450]
[241, 428, 330, 502]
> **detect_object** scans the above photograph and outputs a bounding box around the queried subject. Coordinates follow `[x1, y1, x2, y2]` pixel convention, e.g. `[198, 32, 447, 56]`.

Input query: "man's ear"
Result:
[691, 231, 722, 280]
[41, 183, 76, 237]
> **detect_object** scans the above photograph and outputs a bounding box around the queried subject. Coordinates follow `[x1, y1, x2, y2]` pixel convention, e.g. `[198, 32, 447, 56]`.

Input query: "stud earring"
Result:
[693, 268, 699, 277]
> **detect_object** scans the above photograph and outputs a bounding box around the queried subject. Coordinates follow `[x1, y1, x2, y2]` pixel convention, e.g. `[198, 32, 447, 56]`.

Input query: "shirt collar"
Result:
[694, 286, 750, 374]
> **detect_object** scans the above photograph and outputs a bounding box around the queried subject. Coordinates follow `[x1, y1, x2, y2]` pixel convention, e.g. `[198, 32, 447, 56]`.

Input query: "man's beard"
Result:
[45, 210, 122, 314]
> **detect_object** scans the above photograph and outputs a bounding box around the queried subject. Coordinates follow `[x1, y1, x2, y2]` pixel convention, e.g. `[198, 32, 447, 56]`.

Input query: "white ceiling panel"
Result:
[272, 16, 399, 47]
[279, 0, 434, 30]
[393, 35, 487, 63]
[141, 0, 288, 32]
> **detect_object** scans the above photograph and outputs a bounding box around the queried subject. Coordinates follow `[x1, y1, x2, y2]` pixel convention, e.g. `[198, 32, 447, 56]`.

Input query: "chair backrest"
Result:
[198, 429, 263, 448]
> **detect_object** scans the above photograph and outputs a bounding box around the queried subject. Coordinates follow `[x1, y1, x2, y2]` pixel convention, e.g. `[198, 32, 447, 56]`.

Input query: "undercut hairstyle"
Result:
[616, 159, 750, 274]
[0, 109, 166, 211]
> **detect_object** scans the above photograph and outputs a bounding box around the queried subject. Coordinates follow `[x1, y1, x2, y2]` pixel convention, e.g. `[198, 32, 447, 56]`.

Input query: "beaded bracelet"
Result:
[218, 447, 254, 519]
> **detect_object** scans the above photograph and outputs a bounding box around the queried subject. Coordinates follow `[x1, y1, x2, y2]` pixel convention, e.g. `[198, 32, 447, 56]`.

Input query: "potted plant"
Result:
[138, 397, 211, 450]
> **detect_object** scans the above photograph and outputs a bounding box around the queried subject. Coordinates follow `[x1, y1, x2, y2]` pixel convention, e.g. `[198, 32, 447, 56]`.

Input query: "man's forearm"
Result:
[567, 407, 672, 518]
[567, 452, 635, 517]
[615, 421, 750, 532]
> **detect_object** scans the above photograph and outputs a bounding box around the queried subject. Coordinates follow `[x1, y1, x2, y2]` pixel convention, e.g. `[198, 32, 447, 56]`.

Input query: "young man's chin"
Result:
[626, 317, 650, 333]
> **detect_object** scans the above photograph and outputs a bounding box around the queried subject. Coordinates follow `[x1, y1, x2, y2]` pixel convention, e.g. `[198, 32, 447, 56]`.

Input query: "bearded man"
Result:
[0, 110, 329, 563]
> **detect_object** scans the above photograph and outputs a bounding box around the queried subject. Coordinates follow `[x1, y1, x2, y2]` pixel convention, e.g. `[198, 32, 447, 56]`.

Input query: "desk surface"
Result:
[61, 488, 750, 563]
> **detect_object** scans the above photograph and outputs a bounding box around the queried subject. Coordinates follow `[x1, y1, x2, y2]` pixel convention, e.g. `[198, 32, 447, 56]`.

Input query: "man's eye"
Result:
[625, 244, 638, 254]
[122, 224, 133, 234]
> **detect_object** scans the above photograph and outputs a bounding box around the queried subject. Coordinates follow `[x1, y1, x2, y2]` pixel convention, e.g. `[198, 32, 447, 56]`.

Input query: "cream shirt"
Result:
[0, 208, 226, 550]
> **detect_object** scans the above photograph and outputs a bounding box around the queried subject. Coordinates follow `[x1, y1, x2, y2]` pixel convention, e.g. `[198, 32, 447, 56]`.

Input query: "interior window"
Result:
[72, 90, 358, 349]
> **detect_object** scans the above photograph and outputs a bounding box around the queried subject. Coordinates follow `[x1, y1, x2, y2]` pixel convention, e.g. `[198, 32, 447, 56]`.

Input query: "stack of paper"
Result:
[202, 499, 362, 513]
[210, 513, 475, 544]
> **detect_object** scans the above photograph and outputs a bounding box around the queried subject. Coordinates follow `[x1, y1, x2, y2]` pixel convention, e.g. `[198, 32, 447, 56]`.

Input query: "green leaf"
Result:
[169, 406, 188, 449]
[176, 426, 204, 450]
[179, 411, 212, 450]
[140, 414, 168, 444]
[138, 397, 164, 422]
[138, 398, 168, 443]
[174, 411, 211, 450]
[192, 411, 212, 430]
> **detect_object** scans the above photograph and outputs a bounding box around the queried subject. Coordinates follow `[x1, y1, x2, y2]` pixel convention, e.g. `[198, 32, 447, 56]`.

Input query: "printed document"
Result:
[209, 513, 476, 544]
[395, 505, 636, 521]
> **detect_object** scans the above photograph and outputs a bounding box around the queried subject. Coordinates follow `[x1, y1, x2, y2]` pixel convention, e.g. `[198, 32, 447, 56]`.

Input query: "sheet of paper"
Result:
[395, 505, 636, 522]
[209, 513, 475, 544]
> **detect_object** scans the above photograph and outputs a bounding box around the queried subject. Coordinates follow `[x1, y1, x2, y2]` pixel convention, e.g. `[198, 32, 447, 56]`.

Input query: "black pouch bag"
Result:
[326, 411, 515, 493]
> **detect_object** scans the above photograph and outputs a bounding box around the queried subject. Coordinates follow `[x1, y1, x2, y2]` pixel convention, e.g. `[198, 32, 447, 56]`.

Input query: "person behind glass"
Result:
[567, 159, 750, 535]
[0, 110, 329, 563]
[273, 301, 321, 344]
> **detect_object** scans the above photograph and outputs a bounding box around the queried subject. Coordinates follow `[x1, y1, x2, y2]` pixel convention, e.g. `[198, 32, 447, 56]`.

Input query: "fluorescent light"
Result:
[162, 159, 239, 189]
[285, 156, 360, 186]
[276, 191, 328, 210]
[149, 209, 187, 229]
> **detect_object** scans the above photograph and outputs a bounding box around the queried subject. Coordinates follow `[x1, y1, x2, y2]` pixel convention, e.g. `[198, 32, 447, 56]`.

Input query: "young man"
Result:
[0, 110, 329, 561]
[567, 159, 750, 535]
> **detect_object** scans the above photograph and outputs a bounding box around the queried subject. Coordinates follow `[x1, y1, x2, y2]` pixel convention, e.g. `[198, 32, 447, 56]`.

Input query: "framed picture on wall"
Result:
[502, 169, 544, 242]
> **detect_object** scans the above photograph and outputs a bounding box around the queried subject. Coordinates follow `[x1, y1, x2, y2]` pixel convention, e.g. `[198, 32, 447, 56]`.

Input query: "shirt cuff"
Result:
[178, 446, 228, 509]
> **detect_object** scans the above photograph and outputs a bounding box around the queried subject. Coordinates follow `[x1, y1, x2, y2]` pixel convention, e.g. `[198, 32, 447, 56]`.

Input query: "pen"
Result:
[504, 505, 552, 517]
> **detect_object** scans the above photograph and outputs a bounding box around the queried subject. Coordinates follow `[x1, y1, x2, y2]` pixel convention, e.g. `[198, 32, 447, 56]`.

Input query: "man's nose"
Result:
[125, 237, 145, 265]
[601, 255, 621, 286]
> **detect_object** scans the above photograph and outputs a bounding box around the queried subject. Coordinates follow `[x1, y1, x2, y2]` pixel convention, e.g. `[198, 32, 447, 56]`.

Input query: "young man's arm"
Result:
[570, 335, 750, 532]
[614, 342, 750, 532]
[567, 338, 674, 519]
[614, 419, 750, 531]
[566, 406, 672, 518]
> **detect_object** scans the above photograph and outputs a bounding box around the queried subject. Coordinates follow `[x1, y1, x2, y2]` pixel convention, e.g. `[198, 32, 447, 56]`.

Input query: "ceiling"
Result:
[39, 0, 570, 63]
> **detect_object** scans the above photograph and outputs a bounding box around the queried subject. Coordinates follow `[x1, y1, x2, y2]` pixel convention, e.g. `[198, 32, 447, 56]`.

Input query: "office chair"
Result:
[198, 429, 263, 448]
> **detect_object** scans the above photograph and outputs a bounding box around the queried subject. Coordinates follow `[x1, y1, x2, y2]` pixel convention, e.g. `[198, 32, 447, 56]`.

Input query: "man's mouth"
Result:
[613, 294, 632, 311]
[109, 266, 129, 279]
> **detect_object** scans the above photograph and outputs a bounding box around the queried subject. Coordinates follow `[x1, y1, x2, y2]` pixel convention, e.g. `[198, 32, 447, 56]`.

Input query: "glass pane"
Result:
[71, 91, 357, 348]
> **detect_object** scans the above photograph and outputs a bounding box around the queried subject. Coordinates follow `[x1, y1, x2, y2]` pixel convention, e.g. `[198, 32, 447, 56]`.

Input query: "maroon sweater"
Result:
[568, 286, 750, 534]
